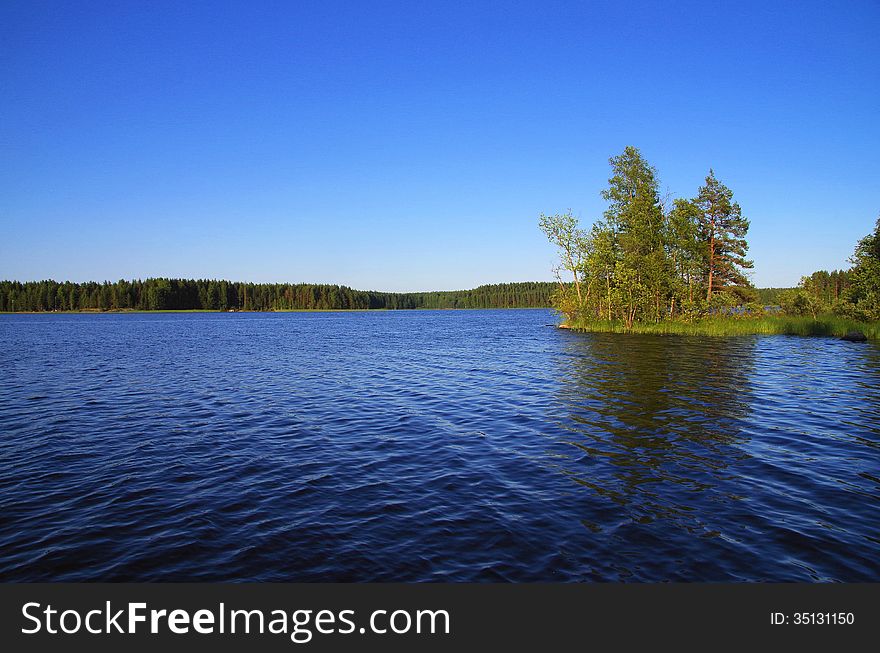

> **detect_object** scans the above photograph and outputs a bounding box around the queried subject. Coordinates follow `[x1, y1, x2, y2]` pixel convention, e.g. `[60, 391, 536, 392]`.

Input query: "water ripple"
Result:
[0, 311, 878, 581]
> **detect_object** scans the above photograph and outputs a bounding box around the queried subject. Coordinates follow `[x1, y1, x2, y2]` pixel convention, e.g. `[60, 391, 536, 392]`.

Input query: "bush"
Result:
[778, 289, 820, 318]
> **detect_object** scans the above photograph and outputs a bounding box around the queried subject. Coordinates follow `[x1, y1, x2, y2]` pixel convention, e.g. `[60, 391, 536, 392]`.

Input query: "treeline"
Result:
[756, 288, 795, 305]
[541, 146, 756, 327]
[0, 279, 557, 312]
[774, 269, 852, 316]
[409, 282, 553, 309]
[757, 271, 852, 307]
[778, 220, 880, 321]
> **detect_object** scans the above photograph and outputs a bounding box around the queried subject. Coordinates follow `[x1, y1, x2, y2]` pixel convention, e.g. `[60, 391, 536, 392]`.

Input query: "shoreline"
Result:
[561, 315, 878, 340]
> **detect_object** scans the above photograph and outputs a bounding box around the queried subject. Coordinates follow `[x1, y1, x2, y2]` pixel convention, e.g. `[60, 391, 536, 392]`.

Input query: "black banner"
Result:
[0, 583, 876, 651]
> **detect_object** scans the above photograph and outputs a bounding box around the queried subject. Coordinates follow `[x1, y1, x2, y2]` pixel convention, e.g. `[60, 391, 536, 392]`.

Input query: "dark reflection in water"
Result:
[0, 311, 878, 581]
[552, 332, 879, 581]
[564, 334, 754, 471]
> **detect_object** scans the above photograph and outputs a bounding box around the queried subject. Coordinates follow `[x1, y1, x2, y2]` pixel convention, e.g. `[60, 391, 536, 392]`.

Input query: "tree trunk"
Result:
[606, 275, 612, 321]
[706, 220, 716, 301]
[566, 252, 583, 304]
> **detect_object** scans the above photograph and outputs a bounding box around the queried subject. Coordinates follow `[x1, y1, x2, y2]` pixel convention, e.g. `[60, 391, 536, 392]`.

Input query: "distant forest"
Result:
[756, 269, 852, 307]
[0, 279, 557, 312]
[0, 273, 864, 315]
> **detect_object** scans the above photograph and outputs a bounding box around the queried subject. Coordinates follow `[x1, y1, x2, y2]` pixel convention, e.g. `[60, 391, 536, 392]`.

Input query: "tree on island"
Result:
[695, 170, 753, 302]
[538, 211, 587, 313]
[600, 146, 667, 326]
[666, 198, 705, 308]
[538, 146, 756, 326]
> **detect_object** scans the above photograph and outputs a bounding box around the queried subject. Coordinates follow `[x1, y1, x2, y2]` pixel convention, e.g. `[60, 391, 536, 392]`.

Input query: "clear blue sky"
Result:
[1, 0, 878, 291]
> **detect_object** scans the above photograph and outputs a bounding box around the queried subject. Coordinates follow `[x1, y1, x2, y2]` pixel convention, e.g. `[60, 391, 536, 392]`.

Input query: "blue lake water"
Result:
[0, 310, 878, 581]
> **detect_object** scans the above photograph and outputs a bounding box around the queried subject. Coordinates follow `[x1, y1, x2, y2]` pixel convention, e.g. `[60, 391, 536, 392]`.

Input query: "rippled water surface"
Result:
[1, 310, 878, 581]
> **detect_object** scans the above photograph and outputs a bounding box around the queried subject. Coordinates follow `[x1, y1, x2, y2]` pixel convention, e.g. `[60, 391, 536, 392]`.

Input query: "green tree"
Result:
[539, 211, 587, 312]
[779, 288, 820, 319]
[666, 198, 705, 311]
[586, 221, 616, 320]
[841, 217, 880, 321]
[695, 170, 753, 301]
[600, 146, 667, 323]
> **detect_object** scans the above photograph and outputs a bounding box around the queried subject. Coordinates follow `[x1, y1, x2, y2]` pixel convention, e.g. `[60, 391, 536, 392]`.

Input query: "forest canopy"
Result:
[0, 279, 556, 313]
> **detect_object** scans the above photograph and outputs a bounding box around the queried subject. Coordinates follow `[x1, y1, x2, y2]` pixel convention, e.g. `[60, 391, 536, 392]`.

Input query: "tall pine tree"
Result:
[695, 170, 753, 301]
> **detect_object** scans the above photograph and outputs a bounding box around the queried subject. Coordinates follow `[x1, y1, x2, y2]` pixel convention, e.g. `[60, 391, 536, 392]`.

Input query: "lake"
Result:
[0, 310, 878, 581]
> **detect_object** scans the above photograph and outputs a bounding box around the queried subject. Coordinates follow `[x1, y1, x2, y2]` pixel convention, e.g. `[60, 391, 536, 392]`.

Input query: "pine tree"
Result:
[695, 170, 753, 301]
[601, 146, 667, 324]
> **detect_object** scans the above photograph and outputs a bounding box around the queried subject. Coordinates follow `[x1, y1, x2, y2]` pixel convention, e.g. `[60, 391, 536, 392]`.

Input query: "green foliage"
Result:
[800, 270, 851, 309]
[567, 314, 879, 339]
[756, 287, 796, 304]
[696, 170, 753, 299]
[535, 166, 874, 334]
[548, 284, 581, 320]
[0, 280, 558, 312]
[778, 289, 821, 318]
[840, 217, 880, 321]
[770, 224, 872, 321]
[539, 211, 588, 316]
[745, 302, 766, 317]
[538, 147, 755, 327]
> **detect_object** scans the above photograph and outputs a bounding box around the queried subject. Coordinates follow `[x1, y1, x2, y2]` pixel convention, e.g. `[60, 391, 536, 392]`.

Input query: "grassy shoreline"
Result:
[563, 315, 879, 339]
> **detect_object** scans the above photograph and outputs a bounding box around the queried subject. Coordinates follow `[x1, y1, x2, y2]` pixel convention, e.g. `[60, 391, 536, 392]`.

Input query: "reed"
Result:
[565, 315, 880, 339]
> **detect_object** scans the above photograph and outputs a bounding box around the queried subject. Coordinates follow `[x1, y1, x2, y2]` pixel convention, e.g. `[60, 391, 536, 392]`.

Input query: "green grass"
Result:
[565, 315, 880, 339]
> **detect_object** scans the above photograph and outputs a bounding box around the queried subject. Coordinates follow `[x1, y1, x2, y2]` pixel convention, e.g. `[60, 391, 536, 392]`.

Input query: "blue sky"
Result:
[1, 0, 878, 291]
